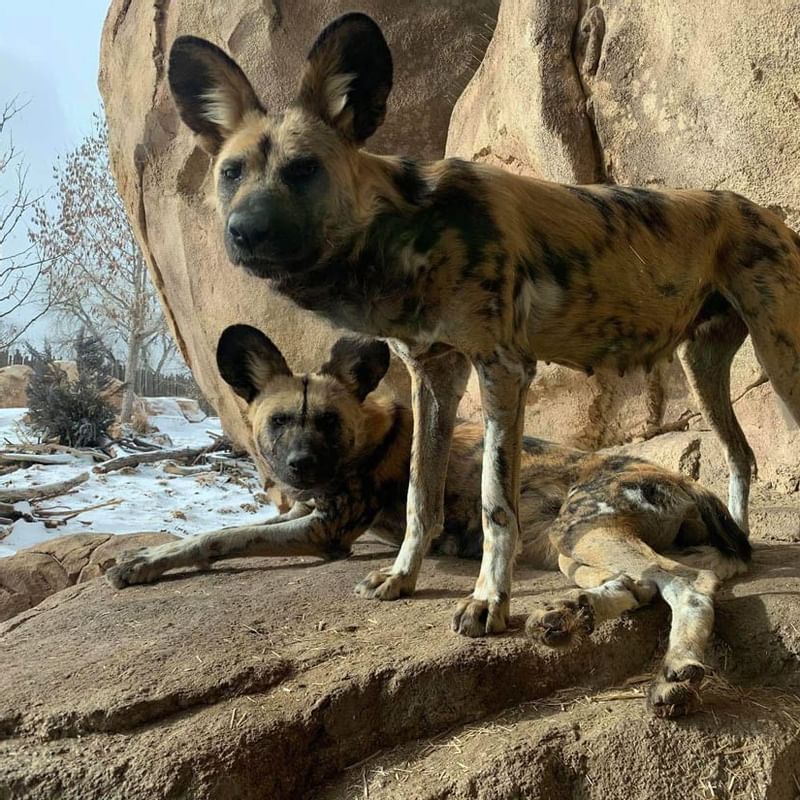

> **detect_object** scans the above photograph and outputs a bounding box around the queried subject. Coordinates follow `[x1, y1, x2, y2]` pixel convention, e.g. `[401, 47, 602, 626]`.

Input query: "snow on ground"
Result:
[0, 405, 277, 558]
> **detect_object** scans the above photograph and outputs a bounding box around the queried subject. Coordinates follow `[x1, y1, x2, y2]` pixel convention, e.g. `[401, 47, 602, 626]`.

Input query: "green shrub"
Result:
[26, 333, 116, 447]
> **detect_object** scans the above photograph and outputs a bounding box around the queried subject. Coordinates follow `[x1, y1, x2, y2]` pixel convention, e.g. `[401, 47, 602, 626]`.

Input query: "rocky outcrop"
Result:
[2, 534, 800, 799]
[98, 0, 498, 472]
[2, 423, 800, 797]
[141, 396, 206, 423]
[447, 0, 602, 185]
[0, 532, 176, 622]
[0, 365, 32, 409]
[448, 0, 800, 454]
[52, 360, 79, 384]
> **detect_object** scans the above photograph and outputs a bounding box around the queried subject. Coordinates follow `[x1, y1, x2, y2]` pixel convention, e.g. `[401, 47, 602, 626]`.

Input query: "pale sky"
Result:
[1, 0, 109, 190]
[0, 0, 113, 344]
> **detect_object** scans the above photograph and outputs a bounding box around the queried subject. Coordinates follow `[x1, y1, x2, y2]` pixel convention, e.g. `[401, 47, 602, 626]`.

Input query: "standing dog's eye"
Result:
[221, 162, 243, 181]
[282, 157, 320, 183]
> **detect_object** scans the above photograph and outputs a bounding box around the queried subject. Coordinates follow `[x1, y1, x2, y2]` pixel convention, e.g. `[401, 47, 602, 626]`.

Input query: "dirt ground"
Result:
[2, 496, 800, 799]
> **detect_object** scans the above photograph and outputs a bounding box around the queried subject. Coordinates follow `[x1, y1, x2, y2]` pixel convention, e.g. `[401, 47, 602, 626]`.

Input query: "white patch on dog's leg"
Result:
[727, 467, 749, 532]
[526, 576, 656, 646]
[452, 353, 533, 637]
[646, 570, 717, 717]
[583, 576, 656, 620]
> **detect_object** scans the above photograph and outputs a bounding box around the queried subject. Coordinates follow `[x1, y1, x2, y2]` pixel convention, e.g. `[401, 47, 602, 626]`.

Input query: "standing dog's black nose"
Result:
[227, 211, 271, 252]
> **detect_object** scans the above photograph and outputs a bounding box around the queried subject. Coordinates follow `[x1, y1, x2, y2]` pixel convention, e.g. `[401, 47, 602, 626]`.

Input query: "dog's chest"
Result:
[277, 259, 451, 344]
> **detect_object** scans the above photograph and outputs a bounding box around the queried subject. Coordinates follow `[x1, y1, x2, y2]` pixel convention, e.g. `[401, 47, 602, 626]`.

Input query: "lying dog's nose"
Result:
[287, 452, 316, 476]
[227, 211, 271, 252]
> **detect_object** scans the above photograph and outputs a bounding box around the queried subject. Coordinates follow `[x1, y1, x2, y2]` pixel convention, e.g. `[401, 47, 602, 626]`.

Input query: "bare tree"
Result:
[29, 114, 177, 421]
[0, 97, 54, 348]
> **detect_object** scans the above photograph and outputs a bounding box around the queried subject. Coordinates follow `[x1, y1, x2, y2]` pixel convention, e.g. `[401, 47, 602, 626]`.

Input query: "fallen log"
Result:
[0, 472, 89, 502]
[0, 442, 110, 462]
[162, 462, 217, 477]
[37, 497, 123, 522]
[0, 453, 75, 465]
[93, 443, 226, 474]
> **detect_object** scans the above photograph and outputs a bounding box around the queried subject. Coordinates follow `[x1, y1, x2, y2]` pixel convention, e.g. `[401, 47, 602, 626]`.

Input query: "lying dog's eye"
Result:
[221, 162, 243, 181]
[315, 411, 340, 431]
[270, 413, 291, 430]
[282, 158, 320, 183]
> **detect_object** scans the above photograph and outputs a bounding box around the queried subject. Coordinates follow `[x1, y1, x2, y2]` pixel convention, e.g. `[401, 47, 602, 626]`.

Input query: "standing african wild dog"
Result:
[108, 326, 751, 717]
[166, 14, 800, 636]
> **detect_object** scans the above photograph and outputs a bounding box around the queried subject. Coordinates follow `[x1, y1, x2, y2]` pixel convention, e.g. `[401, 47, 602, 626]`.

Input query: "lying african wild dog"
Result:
[166, 14, 800, 637]
[108, 326, 751, 717]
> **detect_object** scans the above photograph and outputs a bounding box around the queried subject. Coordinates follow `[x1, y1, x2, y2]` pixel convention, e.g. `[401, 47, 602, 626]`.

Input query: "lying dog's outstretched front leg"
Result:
[107, 503, 348, 589]
[452, 351, 534, 636]
[356, 345, 470, 600]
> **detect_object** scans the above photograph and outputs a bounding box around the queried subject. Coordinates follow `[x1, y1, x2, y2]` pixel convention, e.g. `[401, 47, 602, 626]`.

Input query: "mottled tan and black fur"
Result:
[165, 14, 799, 637]
[108, 327, 751, 717]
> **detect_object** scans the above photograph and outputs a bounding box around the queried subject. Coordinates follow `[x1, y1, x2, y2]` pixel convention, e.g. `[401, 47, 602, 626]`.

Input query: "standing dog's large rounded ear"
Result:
[320, 337, 391, 402]
[217, 325, 292, 403]
[297, 13, 392, 144]
[168, 36, 263, 154]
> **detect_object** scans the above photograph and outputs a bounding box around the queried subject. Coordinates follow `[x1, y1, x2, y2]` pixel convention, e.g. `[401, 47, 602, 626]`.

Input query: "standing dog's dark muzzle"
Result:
[224, 193, 313, 271]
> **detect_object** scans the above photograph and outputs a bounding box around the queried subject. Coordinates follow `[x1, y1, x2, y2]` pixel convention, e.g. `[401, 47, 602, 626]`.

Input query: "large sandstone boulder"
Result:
[2, 429, 799, 795]
[98, 0, 498, 473]
[448, 0, 800, 456]
[3, 534, 800, 798]
[52, 360, 79, 383]
[0, 532, 176, 622]
[0, 365, 32, 409]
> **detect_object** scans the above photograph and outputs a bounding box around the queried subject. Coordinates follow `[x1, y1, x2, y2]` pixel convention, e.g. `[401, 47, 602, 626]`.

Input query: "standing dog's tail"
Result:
[674, 484, 752, 579]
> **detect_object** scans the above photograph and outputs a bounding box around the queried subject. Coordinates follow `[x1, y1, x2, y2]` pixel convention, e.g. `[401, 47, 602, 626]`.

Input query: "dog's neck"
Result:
[351, 393, 413, 479]
[269, 152, 469, 344]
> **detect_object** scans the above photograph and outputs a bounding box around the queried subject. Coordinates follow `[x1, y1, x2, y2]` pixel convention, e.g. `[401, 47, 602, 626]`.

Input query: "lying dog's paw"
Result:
[524, 595, 594, 647]
[647, 659, 705, 719]
[354, 569, 415, 600]
[451, 595, 509, 637]
[106, 548, 169, 590]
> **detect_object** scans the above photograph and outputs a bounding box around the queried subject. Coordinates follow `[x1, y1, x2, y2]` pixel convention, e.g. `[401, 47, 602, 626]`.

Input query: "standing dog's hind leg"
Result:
[723, 225, 800, 433]
[743, 303, 800, 434]
[356, 346, 470, 601]
[452, 352, 534, 637]
[678, 309, 754, 531]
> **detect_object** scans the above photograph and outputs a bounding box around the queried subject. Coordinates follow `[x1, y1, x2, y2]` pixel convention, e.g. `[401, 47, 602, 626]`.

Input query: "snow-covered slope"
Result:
[0, 407, 276, 557]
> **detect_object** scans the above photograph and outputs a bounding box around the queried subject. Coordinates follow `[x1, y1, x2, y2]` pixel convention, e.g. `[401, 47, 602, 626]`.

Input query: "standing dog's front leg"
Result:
[356, 345, 471, 600]
[452, 352, 534, 636]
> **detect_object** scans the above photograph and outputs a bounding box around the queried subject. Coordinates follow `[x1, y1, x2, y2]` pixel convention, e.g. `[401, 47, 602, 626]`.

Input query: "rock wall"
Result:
[0, 366, 32, 409]
[0, 361, 78, 409]
[101, 0, 799, 487]
[98, 0, 499, 474]
[449, 0, 800, 472]
[5, 534, 800, 799]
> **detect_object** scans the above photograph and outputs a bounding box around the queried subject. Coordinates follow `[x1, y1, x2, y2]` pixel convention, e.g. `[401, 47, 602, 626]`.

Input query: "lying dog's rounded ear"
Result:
[217, 325, 291, 403]
[169, 36, 263, 154]
[320, 337, 390, 402]
[297, 13, 392, 144]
